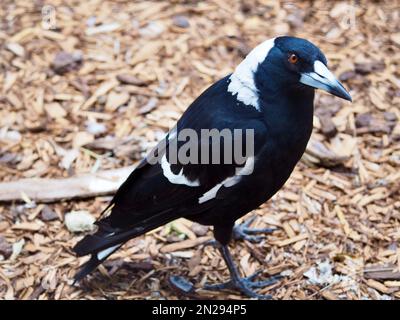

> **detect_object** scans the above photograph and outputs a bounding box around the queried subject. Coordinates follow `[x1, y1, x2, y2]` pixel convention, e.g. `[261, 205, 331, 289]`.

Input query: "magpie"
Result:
[73, 36, 352, 298]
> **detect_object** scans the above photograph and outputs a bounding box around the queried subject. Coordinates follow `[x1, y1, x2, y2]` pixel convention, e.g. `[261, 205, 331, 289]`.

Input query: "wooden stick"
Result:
[0, 166, 135, 203]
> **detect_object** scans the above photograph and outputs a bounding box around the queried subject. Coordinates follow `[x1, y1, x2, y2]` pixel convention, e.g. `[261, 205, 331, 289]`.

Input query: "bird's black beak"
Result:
[300, 61, 352, 102]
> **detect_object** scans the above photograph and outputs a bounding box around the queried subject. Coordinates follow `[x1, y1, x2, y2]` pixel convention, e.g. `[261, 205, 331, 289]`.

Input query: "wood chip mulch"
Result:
[0, 0, 399, 300]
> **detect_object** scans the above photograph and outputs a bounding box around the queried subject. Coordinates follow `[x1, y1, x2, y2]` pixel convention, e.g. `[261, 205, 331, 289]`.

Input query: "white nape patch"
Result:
[97, 244, 120, 260]
[199, 157, 255, 204]
[313, 60, 335, 82]
[161, 154, 200, 187]
[227, 38, 276, 110]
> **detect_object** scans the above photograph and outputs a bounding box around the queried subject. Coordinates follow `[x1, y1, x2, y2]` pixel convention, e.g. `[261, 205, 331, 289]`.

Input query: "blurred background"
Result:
[0, 0, 399, 300]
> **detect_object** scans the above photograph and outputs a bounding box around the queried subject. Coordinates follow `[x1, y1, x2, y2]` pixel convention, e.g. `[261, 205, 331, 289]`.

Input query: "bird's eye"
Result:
[288, 54, 298, 64]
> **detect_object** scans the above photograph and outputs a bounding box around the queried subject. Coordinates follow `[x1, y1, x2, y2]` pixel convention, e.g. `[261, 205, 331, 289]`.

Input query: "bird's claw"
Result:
[233, 216, 275, 242]
[203, 270, 281, 299]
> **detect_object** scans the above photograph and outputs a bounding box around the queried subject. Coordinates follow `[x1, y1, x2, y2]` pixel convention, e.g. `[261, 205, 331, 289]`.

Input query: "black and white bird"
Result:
[73, 36, 352, 298]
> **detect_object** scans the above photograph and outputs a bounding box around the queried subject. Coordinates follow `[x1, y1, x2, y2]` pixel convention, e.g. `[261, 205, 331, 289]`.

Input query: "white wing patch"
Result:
[167, 126, 177, 141]
[97, 244, 120, 260]
[161, 154, 200, 187]
[198, 183, 222, 204]
[199, 157, 255, 204]
[227, 38, 276, 111]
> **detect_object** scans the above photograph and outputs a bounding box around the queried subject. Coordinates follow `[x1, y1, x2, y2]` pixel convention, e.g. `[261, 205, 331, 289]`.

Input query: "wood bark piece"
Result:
[0, 166, 135, 203]
[364, 265, 400, 281]
[160, 236, 212, 253]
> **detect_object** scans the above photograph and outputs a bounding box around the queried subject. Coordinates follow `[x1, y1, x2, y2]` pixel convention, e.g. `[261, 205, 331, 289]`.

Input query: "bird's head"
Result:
[228, 36, 352, 110]
[272, 36, 351, 101]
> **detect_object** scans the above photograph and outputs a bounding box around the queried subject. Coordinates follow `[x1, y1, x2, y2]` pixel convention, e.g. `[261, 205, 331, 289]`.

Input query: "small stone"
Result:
[355, 113, 372, 128]
[51, 51, 83, 75]
[172, 15, 190, 28]
[65, 210, 95, 233]
[384, 112, 397, 122]
[355, 113, 391, 134]
[166, 235, 184, 243]
[315, 95, 342, 117]
[286, 9, 305, 29]
[319, 115, 338, 138]
[0, 152, 19, 164]
[355, 61, 385, 75]
[0, 236, 12, 259]
[339, 70, 356, 82]
[191, 223, 209, 236]
[41, 205, 58, 221]
[0, 130, 21, 143]
[11, 205, 25, 219]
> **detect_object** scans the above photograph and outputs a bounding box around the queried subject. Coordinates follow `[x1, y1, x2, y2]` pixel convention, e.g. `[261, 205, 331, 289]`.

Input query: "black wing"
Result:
[73, 76, 267, 280]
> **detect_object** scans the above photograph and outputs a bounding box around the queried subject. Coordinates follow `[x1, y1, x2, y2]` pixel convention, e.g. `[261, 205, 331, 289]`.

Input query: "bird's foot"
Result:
[233, 216, 275, 242]
[202, 239, 218, 247]
[203, 270, 281, 299]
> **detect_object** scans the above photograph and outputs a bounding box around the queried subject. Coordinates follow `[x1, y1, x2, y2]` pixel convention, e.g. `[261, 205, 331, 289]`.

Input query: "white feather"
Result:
[227, 38, 276, 110]
[199, 156, 255, 203]
[97, 244, 120, 260]
[161, 154, 200, 187]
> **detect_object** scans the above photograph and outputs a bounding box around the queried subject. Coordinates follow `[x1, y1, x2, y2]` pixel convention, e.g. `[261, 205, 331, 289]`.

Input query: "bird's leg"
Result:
[203, 245, 280, 299]
[233, 216, 275, 242]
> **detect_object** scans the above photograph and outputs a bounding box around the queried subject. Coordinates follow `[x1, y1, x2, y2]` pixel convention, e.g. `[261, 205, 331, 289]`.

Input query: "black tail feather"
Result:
[74, 254, 102, 283]
[73, 207, 179, 257]
[73, 208, 181, 281]
[74, 244, 122, 283]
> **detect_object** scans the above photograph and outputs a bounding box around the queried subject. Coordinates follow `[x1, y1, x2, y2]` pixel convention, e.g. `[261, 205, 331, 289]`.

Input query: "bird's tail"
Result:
[73, 208, 179, 282]
[74, 243, 122, 282]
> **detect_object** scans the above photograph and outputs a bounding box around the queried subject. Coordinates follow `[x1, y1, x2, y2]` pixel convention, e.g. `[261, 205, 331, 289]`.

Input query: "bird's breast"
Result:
[257, 96, 314, 191]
